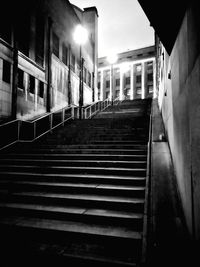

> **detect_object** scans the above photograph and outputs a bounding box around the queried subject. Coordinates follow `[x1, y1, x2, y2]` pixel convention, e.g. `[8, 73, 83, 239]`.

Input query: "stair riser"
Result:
[1, 196, 144, 213]
[0, 166, 146, 177]
[0, 174, 146, 186]
[0, 207, 143, 230]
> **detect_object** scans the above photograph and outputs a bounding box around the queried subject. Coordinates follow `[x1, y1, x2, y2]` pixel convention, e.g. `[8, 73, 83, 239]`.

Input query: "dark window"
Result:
[115, 90, 120, 97]
[35, 14, 45, 66]
[18, 68, 24, 89]
[98, 92, 100, 100]
[2, 60, 11, 83]
[17, 13, 30, 56]
[29, 75, 35, 94]
[62, 44, 68, 66]
[136, 75, 141, 83]
[83, 67, 87, 83]
[98, 81, 101, 89]
[106, 80, 110, 88]
[137, 53, 143, 57]
[53, 32, 59, 58]
[106, 91, 110, 98]
[125, 77, 130, 85]
[148, 73, 153, 82]
[71, 54, 75, 72]
[136, 87, 141, 95]
[116, 78, 120, 86]
[88, 71, 91, 87]
[38, 81, 44, 98]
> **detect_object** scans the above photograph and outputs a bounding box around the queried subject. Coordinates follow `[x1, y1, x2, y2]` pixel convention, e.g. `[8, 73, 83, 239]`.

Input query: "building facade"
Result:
[97, 46, 156, 101]
[0, 0, 98, 121]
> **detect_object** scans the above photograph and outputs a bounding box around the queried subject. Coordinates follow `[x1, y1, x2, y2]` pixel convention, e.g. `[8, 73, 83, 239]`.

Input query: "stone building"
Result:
[0, 0, 98, 121]
[97, 46, 156, 101]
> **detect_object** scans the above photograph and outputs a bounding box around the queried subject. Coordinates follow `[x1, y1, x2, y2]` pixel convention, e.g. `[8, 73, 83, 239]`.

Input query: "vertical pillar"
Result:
[11, 31, 18, 120]
[109, 65, 112, 101]
[120, 67, 124, 101]
[153, 60, 157, 98]
[141, 62, 145, 99]
[100, 69, 104, 101]
[46, 17, 52, 113]
[68, 45, 71, 105]
[130, 64, 134, 100]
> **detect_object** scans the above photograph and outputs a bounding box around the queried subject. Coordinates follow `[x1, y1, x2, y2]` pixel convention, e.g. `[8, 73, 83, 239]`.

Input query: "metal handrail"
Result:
[113, 96, 120, 105]
[82, 98, 111, 119]
[141, 110, 152, 265]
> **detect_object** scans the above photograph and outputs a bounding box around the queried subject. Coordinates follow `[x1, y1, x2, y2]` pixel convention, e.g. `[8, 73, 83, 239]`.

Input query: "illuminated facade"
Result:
[0, 0, 98, 121]
[97, 46, 156, 101]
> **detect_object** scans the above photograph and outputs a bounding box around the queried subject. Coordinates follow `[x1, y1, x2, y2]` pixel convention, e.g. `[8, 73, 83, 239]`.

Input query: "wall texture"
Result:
[158, 6, 200, 239]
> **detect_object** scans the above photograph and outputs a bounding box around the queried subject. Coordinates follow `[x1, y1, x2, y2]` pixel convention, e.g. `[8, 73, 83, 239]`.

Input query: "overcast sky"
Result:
[69, 0, 154, 58]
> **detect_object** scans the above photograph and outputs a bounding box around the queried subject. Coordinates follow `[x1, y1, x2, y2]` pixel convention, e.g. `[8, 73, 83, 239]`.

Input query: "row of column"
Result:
[99, 60, 156, 101]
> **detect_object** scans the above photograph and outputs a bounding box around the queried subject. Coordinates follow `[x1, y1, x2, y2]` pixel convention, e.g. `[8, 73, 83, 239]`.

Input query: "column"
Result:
[130, 64, 134, 100]
[141, 62, 145, 99]
[109, 65, 113, 101]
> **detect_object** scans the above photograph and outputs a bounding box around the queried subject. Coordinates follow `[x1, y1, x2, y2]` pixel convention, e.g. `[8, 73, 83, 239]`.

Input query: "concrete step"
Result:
[0, 202, 143, 230]
[0, 191, 145, 212]
[0, 172, 146, 186]
[0, 158, 147, 168]
[0, 180, 145, 198]
[0, 216, 141, 265]
[4, 148, 147, 155]
[0, 164, 147, 177]
[0, 153, 147, 161]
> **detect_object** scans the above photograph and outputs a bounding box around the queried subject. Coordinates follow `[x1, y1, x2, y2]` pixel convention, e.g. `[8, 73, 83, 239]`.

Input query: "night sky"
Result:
[70, 0, 154, 57]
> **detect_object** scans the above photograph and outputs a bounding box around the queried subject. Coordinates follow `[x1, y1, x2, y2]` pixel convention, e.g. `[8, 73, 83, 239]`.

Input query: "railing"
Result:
[19, 106, 74, 141]
[0, 119, 20, 149]
[141, 112, 152, 265]
[82, 98, 111, 119]
[0, 97, 120, 150]
[113, 96, 120, 106]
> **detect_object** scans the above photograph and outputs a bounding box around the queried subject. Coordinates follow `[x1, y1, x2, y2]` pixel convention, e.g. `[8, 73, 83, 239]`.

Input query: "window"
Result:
[98, 81, 101, 89]
[29, 75, 35, 94]
[35, 14, 45, 66]
[125, 77, 130, 85]
[136, 87, 141, 95]
[38, 81, 44, 98]
[2, 60, 11, 84]
[0, 21, 12, 44]
[136, 64, 142, 72]
[136, 75, 141, 83]
[71, 54, 75, 72]
[98, 92, 100, 100]
[148, 73, 153, 82]
[147, 61, 153, 70]
[88, 71, 91, 87]
[83, 67, 87, 83]
[106, 91, 110, 99]
[148, 85, 153, 93]
[116, 78, 120, 86]
[106, 80, 110, 88]
[53, 32, 59, 58]
[17, 13, 30, 56]
[62, 44, 68, 66]
[137, 53, 143, 57]
[18, 68, 24, 89]
[115, 90, 120, 97]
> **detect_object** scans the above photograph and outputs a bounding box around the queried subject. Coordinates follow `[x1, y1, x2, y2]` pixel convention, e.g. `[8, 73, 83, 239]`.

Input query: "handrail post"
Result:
[17, 120, 21, 140]
[90, 106, 92, 118]
[50, 113, 53, 133]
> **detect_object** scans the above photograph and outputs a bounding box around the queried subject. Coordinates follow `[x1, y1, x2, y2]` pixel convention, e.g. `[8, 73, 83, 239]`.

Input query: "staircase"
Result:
[0, 99, 151, 266]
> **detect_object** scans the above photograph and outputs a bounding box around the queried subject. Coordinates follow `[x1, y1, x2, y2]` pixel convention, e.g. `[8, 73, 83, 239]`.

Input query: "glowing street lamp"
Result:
[107, 53, 118, 104]
[73, 24, 88, 118]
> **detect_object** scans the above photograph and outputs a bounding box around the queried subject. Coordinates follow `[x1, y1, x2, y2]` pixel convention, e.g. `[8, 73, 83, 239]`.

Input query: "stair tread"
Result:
[0, 180, 145, 190]
[0, 216, 142, 239]
[0, 171, 146, 180]
[8, 191, 145, 203]
[0, 202, 143, 219]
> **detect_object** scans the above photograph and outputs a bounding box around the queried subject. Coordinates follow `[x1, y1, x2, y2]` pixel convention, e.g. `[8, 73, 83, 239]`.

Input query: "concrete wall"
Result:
[158, 5, 200, 239]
